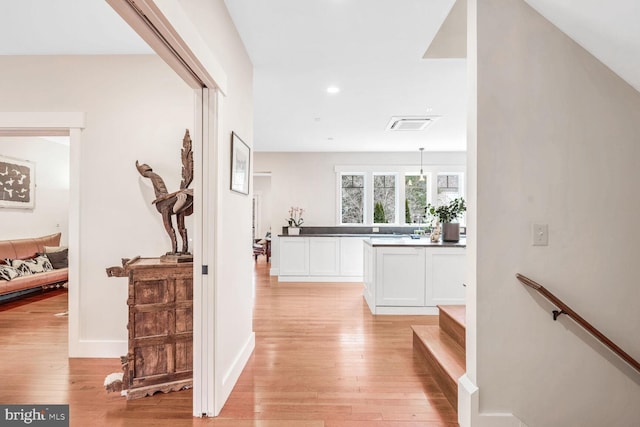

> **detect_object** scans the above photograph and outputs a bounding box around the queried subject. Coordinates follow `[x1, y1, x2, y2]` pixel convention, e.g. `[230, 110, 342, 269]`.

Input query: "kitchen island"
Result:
[363, 237, 466, 315]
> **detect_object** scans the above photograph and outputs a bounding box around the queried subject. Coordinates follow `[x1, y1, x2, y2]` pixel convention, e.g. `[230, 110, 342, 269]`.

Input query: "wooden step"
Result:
[412, 325, 465, 410]
[438, 304, 466, 349]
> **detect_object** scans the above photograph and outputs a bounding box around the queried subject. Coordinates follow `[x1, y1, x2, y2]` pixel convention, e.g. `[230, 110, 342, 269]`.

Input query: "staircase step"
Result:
[412, 325, 465, 410]
[438, 305, 466, 349]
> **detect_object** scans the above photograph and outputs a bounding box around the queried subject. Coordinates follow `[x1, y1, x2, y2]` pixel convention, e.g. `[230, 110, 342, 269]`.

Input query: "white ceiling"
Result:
[224, 0, 465, 152]
[0, 1, 638, 153]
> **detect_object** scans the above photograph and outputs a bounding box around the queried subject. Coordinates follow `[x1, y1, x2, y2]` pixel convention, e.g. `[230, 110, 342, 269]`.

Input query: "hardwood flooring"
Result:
[0, 260, 457, 426]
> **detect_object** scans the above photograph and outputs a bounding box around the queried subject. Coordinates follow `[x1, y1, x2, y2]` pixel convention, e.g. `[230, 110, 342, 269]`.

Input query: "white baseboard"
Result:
[69, 339, 127, 358]
[458, 374, 528, 427]
[216, 332, 255, 414]
[270, 267, 279, 276]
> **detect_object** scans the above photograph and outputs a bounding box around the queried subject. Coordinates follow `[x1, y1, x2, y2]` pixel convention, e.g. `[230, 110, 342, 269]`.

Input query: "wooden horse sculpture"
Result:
[136, 130, 194, 258]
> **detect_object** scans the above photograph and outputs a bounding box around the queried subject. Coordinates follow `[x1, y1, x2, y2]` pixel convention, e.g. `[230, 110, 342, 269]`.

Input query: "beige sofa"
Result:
[0, 233, 68, 298]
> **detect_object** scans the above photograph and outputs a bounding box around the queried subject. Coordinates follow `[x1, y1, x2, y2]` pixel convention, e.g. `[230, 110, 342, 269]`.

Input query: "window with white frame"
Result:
[373, 174, 397, 224]
[337, 166, 464, 226]
[437, 173, 462, 205]
[437, 172, 465, 225]
[404, 174, 428, 224]
[340, 173, 364, 224]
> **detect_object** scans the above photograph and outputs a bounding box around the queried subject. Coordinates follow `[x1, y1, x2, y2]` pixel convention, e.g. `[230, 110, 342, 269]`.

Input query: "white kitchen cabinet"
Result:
[279, 236, 364, 281]
[376, 247, 426, 307]
[309, 237, 340, 276]
[339, 237, 365, 276]
[279, 237, 309, 276]
[426, 249, 466, 306]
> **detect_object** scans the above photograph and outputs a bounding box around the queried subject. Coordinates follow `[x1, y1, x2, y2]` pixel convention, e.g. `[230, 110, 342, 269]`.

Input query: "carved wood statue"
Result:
[136, 130, 194, 258]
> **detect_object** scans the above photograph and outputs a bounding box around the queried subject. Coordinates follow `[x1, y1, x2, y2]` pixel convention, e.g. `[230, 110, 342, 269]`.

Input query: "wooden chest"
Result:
[117, 258, 193, 399]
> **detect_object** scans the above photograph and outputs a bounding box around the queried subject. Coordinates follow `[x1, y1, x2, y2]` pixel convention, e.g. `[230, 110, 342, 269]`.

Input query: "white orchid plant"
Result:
[287, 206, 304, 227]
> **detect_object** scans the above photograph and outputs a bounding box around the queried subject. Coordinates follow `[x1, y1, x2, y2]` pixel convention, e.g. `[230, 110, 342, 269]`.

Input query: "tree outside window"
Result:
[405, 174, 428, 224]
[373, 174, 396, 224]
[341, 174, 364, 224]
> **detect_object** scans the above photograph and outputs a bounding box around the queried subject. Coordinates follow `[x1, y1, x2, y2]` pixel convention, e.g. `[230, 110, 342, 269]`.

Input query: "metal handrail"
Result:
[516, 273, 640, 373]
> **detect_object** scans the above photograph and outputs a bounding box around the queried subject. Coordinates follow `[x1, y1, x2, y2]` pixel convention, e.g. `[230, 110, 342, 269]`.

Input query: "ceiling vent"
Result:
[386, 116, 439, 131]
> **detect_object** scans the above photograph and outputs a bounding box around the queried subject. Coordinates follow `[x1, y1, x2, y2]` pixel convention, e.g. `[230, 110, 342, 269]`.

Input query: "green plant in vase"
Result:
[427, 197, 466, 242]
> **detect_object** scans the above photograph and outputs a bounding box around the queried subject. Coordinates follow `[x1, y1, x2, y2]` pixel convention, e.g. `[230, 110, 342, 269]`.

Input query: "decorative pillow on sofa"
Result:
[44, 246, 69, 269]
[0, 264, 20, 281]
[10, 256, 54, 275]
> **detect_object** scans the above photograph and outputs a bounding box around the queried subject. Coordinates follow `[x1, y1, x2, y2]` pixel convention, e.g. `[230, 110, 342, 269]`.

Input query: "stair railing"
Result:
[516, 273, 640, 373]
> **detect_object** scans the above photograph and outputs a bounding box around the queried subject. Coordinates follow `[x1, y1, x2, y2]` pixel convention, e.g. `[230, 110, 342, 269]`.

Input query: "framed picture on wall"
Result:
[0, 155, 35, 209]
[230, 132, 250, 195]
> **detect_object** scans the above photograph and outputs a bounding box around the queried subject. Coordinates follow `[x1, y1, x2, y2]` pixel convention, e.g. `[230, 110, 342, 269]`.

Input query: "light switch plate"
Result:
[532, 223, 548, 246]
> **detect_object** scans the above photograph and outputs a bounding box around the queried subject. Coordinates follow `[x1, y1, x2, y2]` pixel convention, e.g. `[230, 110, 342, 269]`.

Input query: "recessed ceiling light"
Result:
[326, 86, 340, 94]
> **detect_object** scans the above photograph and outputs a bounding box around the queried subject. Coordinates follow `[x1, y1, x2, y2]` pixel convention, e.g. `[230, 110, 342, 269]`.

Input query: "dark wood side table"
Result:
[107, 257, 193, 399]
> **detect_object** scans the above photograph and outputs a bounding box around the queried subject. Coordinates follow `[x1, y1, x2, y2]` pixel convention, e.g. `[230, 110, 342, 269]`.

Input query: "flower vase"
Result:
[288, 227, 300, 236]
[442, 223, 460, 242]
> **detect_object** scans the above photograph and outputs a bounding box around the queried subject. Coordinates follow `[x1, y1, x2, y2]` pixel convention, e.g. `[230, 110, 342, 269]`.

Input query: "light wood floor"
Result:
[0, 260, 457, 426]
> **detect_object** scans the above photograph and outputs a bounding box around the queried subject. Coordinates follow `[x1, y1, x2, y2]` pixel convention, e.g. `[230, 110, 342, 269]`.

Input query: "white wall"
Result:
[0, 55, 193, 354]
[0, 137, 69, 242]
[254, 151, 466, 270]
[177, 0, 254, 411]
[473, 0, 640, 425]
[255, 151, 466, 227]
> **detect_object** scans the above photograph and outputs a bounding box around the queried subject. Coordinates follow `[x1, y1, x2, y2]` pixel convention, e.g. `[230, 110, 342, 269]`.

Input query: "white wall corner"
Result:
[458, 374, 528, 427]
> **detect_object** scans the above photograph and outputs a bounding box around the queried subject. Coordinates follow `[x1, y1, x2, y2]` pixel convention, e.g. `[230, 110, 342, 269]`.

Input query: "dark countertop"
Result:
[365, 237, 466, 248]
[277, 233, 403, 238]
[277, 234, 466, 247]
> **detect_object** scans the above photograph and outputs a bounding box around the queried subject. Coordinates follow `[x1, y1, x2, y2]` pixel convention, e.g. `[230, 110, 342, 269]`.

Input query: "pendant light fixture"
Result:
[419, 147, 425, 181]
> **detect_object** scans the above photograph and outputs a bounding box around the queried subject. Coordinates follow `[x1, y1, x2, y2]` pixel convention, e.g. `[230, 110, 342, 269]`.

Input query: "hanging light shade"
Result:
[419, 147, 425, 181]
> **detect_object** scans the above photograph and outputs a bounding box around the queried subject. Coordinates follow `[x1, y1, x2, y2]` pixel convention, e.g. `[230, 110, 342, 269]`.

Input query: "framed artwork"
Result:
[230, 132, 250, 195]
[0, 155, 35, 209]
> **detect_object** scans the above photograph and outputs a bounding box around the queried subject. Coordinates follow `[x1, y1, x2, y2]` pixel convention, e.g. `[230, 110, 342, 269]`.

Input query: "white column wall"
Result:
[474, 0, 640, 425]
[176, 0, 255, 413]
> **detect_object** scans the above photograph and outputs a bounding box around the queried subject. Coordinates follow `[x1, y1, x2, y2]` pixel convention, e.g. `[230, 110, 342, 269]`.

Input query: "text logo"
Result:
[1, 405, 69, 426]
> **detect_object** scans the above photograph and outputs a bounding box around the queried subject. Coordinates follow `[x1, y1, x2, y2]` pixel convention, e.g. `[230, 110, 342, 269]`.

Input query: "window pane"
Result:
[437, 173, 465, 226]
[405, 175, 427, 224]
[437, 174, 461, 205]
[373, 174, 396, 224]
[341, 174, 364, 224]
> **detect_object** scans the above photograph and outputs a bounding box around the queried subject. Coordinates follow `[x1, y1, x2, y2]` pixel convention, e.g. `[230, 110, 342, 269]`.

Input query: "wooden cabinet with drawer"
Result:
[108, 257, 193, 400]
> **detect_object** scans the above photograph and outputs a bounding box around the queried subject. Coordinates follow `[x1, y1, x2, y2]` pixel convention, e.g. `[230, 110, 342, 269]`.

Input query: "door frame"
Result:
[0, 112, 85, 356]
